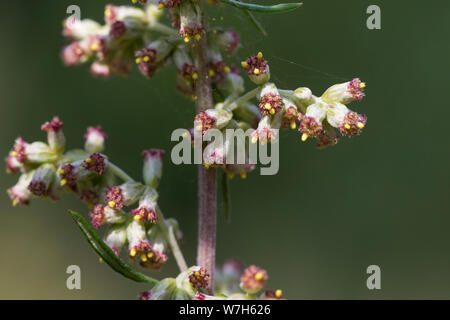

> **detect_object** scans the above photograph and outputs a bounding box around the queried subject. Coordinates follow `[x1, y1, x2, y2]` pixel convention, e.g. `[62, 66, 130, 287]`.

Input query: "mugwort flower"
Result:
[132, 187, 159, 223]
[241, 52, 270, 85]
[240, 265, 268, 294]
[142, 149, 164, 188]
[84, 126, 107, 154]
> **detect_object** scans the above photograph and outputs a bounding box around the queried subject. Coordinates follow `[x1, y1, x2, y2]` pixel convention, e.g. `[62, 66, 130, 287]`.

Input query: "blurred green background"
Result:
[1, 0, 449, 299]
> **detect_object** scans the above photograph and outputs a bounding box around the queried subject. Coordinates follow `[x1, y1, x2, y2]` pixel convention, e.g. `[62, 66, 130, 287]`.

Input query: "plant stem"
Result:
[224, 87, 260, 111]
[156, 206, 188, 272]
[192, 1, 217, 295]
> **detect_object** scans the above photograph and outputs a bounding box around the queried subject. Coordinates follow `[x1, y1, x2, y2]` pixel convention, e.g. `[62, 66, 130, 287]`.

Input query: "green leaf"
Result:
[242, 9, 267, 36]
[68, 210, 159, 285]
[221, 171, 232, 223]
[220, 0, 302, 13]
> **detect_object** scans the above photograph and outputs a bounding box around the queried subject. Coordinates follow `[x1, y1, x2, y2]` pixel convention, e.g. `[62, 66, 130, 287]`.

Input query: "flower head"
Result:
[188, 267, 210, 290]
[259, 83, 283, 116]
[84, 126, 107, 153]
[7, 173, 33, 206]
[41, 117, 65, 154]
[28, 164, 55, 197]
[127, 220, 152, 262]
[83, 153, 106, 175]
[179, 1, 204, 43]
[62, 42, 85, 66]
[217, 30, 240, 55]
[322, 78, 366, 105]
[251, 116, 280, 145]
[104, 223, 128, 254]
[194, 109, 232, 134]
[241, 52, 270, 85]
[109, 21, 127, 39]
[132, 187, 159, 223]
[59, 164, 77, 190]
[90, 62, 111, 78]
[240, 265, 268, 294]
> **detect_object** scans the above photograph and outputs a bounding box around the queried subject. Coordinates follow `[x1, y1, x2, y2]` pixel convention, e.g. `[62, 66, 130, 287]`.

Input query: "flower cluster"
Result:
[62, 2, 241, 100]
[191, 51, 367, 178]
[6, 117, 181, 271]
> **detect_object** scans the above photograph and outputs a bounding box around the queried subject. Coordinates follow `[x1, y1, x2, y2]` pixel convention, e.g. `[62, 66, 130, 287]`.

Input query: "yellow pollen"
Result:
[290, 121, 297, 130]
[194, 34, 201, 41]
[12, 199, 19, 207]
[195, 271, 200, 277]
[60, 179, 67, 187]
[360, 82, 366, 89]
[192, 73, 198, 80]
[10, 151, 17, 157]
[357, 122, 365, 129]
[275, 289, 282, 298]
[143, 56, 150, 62]
[130, 249, 137, 257]
[141, 254, 148, 262]
[105, 9, 112, 17]
[85, 158, 92, 163]
[254, 272, 264, 281]
[240, 173, 247, 179]
[157, 3, 164, 9]
[147, 252, 154, 258]
[58, 169, 65, 175]
[227, 173, 234, 179]
[257, 52, 263, 60]
[204, 163, 211, 169]
[301, 133, 309, 142]
[264, 103, 271, 110]
[135, 58, 142, 64]
[241, 61, 249, 68]
[195, 124, 203, 131]
[269, 108, 275, 115]
[184, 36, 190, 43]
[209, 69, 215, 77]
[90, 43, 99, 51]
[132, 0, 138, 3]
[108, 201, 116, 208]
[134, 215, 141, 221]
[224, 66, 231, 73]
[99, 257, 103, 263]
[253, 68, 260, 75]
[251, 136, 258, 144]
[344, 123, 351, 130]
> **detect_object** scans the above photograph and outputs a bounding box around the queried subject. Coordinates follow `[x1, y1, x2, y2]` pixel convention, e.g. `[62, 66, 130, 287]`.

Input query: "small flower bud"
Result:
[83, 153, 107, 175]
[90, 62, 110, 78]
[241, 52, 270, 85]
[240, 265, 268, 294]
[105, 182, 145, 210]
[322, 78, 366, 104]
[293, 87, 314, 105]
[127, 220, 152, 262]
[179, 1, 204, 43]
[150, 278, 177, 300]
[104, 5, 146, 25]
[62, 42, 85, 66]
[188, 266, 210, 290]
[220, 68, 245, 95]
[90, 204, 126, 229]
[299, 101, 327, 141]
[194, 109, 232, 134]
[132, 187, 159, 223]
[216, 30, 240, 55]
[282, 99, 302, 130]
[104, 224, 128, 254]
[142, 149, 164, 188]
[41, 117, 65, 154]
[5, 153, 22, 174]
[258, 83, 283, 116]
[7, 172, 33, 206]
[63, 18, 102, 39]
[84, 126, 107, 153]
[28, 164, 55, 197]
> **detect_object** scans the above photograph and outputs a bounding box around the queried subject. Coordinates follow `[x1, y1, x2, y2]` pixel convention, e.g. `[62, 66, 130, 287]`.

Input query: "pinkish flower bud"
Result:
[220, 68, 245, 95]
[217, 30, 240, 55]
[208, 60, 231, 84]
[142, 149, 164, 188]
[282, 99, 302, 130]
[132, 188, 159, 223]
[59, 163, 78, 190]
[241, 52, 270, 85]
[84, 126, 107, 153]
[104, 5, 146, 25]
[109, 21, 127, 39]
[127, 220, 152, 262]
[293, 87, 314, 106]
[105, 182, 145, 210]
[90, 62, 110, 78]
[28, 164, 55, 197]
[7, 172, 33, 206]
[135, 40, 172, 77]
[258, 83, 283, 116]
[338, 111, 367, 136]
[63, 18, 102, 39]
[240, 265, 268, 294]
[322, 78, 366, 104]
[140, 248, 168, 270]
[62, 42, 85, 66]
[179, 1, 204, 43]
[83, 153, 107, 175]
[5, 153, 22, 174]
[41, 117, 65, 154]
[299, 101, 327, 142]
[9, 138, 57, 165]
[194, 109, 232, 134]
[188, 267, 210, 290]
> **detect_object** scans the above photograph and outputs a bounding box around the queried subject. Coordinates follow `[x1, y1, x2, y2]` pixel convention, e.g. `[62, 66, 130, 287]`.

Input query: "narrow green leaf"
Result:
[242, 9, 267, 36]
[221, 171, 232, 223]
[68, 210, 159, 285]
[220, 0, 302, 13]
